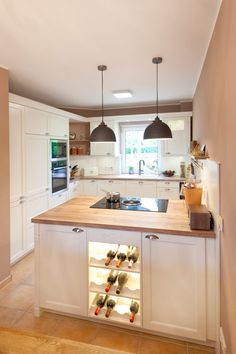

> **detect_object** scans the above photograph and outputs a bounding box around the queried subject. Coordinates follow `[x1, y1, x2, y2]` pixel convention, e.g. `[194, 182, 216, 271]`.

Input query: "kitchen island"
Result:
[32, 196, 216, 344]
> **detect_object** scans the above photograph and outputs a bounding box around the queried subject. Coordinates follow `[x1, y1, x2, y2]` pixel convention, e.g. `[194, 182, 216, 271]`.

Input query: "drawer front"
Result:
[87, 227, 141, 247]
[157, 181, 179, 189]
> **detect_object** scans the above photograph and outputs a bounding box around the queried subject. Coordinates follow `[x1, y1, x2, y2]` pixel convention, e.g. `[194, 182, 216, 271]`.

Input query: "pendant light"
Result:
[90, 65, 116, 142]
[143, 57, 172, 140]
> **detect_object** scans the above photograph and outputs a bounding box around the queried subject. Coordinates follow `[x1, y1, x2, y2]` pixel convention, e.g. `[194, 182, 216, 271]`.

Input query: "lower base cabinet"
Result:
[35, 225, 215, 342]
[142, 233, 206, 340]
[36, 224, 87, 316]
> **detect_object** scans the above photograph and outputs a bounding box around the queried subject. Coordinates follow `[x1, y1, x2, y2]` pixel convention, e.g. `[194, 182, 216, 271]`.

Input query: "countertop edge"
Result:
[71, 175, 185, 182]
[32, 218, 216, 238]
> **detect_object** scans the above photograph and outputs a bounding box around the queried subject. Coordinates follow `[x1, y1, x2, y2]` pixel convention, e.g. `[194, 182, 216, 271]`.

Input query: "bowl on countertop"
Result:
[162, 170, 176, 177]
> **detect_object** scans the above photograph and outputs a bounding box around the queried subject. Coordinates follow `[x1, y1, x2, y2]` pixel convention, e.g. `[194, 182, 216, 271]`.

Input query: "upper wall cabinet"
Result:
[161, 117, 190, 156]
[90, 121, 120, 156]
[24, 107, 69, 138]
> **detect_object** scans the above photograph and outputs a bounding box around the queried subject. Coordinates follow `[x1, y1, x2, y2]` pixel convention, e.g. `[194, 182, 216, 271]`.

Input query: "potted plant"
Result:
[128, 166, 134, 174]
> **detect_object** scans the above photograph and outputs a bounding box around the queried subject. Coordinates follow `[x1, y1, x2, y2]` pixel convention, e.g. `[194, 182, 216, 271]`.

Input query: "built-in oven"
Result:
[51, 159, 68, 194]
[51, 140, 67, 160]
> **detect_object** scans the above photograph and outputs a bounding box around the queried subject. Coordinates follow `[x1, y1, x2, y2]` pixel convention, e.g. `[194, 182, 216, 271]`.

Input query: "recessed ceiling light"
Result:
[113, 91, 133, 99]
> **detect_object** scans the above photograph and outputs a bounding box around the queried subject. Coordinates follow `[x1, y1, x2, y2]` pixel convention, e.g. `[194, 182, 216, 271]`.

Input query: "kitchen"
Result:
[1, 1, 234, 353]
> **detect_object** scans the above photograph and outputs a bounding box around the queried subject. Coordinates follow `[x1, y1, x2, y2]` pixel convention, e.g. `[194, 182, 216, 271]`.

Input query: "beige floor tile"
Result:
[12, 312, 58, 337]
[0, 306, 25, 327]
[92, 326, 141, 353]
[0, 284, 34, 311]
[139, 337, 187, 354]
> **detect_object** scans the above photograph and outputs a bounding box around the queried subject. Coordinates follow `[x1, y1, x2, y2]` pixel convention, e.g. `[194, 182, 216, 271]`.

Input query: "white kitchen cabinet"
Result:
[82, 179, 98, 196]
[162, 117, 190, 156]
[24, 107, 69, 138]
[48, 113, 69, 138]
[126, 180, 156, 198]
[156, 181, 180, 200]
[97, 180, 126, 196]
[90, 121, 119, 156]
[69, 180, 83, 199]
[24, 107, 49, 136]
[36, 224, 87, 316]
[10, 199, 24, 263]
[24, 134, 49, 197]
[142, 233, 206, 340]
[49, 190, 69, 208]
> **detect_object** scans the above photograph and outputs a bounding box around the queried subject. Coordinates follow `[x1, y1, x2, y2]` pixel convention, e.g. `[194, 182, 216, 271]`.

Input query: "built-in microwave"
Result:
[51, 159, 68, 194]
[51, 140, 67, 160]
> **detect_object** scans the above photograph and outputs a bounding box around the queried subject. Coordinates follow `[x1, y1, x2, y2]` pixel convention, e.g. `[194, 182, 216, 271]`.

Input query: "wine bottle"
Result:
[105, 245, 120, 266]
[105, 298, 116, 318]
[105, 270, 118, 293]
[94, 294, 108, 316]
[116, 250, 127, 268]
[129, 300, 139, 323]
[128, 247, 139, 269]
[116, 272, 128, 294]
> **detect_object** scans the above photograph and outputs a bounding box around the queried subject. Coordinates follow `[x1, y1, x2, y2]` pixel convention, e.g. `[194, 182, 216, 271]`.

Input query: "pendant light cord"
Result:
[101, 68, 104, 123]
[156, 61, 159, 116]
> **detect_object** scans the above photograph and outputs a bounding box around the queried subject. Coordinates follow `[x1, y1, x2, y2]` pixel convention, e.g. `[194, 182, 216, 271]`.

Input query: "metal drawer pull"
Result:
[72, 228, 84, 233]
[145, 234, 159, 240]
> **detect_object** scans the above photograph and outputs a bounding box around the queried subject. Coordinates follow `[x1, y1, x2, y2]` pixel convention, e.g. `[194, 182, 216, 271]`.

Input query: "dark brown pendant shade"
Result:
[143, 57, 172, 140]
[90, 65, 116, 142]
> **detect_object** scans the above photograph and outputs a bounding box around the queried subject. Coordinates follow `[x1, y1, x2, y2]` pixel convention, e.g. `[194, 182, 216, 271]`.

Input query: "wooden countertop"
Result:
[32, 197, 215, 238]
[73, 174, 185, 182]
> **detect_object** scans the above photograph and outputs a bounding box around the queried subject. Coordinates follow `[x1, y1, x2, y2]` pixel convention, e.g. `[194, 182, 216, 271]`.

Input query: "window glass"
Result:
[121, 124, 160, 174]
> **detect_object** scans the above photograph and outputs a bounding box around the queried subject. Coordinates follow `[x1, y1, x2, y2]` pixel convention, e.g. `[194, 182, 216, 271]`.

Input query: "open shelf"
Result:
[89, 292, 141, 327]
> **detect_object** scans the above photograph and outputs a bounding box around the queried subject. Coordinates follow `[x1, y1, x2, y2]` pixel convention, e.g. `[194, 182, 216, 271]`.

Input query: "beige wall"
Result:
[193, 0, 236, 352]
[0, 67, 10, 283]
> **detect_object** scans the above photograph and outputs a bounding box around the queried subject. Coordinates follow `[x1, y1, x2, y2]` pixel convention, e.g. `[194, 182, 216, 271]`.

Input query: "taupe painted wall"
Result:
[193, 0, 236, 352]
[62, 101, 192, 118]
[0, 68, 10, 283]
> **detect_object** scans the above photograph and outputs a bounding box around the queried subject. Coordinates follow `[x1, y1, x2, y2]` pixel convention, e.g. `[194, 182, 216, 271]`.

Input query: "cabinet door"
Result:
[142, 233, 206, 340]
[82, 180, 98, 196]
[24, 107, 48, 136]
[69, 181, 84, 199]
[10, 200, 24, 263]
[157, 188, 179, 200]
[38, 224, 87, 316]
[126, 181, 156, 198]
[49, 190, 69, 208]
[24, 135, 49, 197]
[25, 192, 49, 251]
[9, 104, 23, 202]
[162, 118, 190, 156]
[97, 180, 126, 196]
[48, 114, 69, 138]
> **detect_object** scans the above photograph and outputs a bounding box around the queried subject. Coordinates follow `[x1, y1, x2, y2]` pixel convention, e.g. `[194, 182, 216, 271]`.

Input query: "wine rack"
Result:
[88, 242, 141, 326]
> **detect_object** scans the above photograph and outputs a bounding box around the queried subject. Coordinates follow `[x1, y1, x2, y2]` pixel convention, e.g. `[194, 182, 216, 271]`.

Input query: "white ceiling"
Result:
[0, 0, 221, 109]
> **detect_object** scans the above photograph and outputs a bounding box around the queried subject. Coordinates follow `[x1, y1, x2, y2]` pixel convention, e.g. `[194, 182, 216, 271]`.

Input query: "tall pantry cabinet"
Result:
[9, 96, 73, 264]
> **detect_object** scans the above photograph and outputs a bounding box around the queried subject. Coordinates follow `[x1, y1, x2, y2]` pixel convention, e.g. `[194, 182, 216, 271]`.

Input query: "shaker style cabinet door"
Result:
[38, 224, 87, 316]
[142, 233, 206, 340]
[48, 114, 69, 138]
[24, 107, 49, 136]
[126, 181, 157, 198]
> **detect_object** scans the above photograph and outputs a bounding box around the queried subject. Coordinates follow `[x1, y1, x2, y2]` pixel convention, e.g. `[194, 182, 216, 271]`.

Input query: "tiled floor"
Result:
[0, 253, 215, 354]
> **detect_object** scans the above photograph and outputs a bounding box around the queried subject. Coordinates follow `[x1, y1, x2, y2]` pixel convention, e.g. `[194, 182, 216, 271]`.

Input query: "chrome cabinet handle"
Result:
[145, 234, 159, 240]
[139, 181, 143, 184]
[91, 180, 95, 183]
[108, 180, 113, 183]
[164, 182, 170, 185]
[72, 228, 84, 233]
[45, 187, 49, 191]
[45, 132, 49, 136]
[165, 188, 171, 191]
[64, 134, 68, 137]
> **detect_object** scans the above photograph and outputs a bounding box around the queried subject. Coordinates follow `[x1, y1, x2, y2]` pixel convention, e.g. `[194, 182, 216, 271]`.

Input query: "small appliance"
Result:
[51, 140, 67, 160]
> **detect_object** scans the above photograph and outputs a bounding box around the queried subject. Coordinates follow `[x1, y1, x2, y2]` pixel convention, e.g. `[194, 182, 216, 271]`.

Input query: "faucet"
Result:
[138, 160, 145, 175]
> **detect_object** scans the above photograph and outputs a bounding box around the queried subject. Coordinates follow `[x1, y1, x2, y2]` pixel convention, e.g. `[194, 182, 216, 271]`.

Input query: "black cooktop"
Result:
[90, 197, 169, 212]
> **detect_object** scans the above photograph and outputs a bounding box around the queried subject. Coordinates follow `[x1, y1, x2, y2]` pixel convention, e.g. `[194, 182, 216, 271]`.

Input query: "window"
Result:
[121, 124, 160, 174]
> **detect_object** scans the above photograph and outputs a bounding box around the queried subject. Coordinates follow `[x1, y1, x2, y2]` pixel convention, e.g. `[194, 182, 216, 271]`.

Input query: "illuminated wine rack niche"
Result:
[88, 242, 141, 326]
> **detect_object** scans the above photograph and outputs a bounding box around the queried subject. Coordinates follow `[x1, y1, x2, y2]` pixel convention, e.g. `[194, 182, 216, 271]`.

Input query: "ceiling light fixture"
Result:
[113, 91, 133, 99]
[90, 65, 116, 142]
[143, 57, 172, 140]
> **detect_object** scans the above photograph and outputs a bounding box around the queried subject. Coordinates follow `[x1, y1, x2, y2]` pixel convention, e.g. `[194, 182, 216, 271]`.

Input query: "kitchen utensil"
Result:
[101, 189, 120, 203]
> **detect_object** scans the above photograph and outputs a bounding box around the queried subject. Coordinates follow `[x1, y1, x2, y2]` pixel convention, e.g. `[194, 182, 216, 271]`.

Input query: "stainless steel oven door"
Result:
[51, 162, 68, 194]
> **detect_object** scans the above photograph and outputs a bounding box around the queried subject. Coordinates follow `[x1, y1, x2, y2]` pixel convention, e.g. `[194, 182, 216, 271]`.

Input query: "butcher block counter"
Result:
[32, 196, 215, 238]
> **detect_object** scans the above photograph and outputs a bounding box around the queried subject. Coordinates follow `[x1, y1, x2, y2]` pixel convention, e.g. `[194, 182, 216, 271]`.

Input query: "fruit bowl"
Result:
[162, 170, 175, 177]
